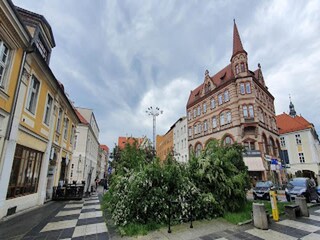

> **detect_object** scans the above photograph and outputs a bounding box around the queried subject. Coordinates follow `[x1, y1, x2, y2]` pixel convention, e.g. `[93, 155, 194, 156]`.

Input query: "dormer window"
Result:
[0, 40, 10, 89]
[36, 37, 48, 62]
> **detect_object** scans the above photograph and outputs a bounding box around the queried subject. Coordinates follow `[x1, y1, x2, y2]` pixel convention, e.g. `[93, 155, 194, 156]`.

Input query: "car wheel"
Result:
[316, 196, 320, 203]
[286, 195, 290, 202]
[253, 195, 257, 200]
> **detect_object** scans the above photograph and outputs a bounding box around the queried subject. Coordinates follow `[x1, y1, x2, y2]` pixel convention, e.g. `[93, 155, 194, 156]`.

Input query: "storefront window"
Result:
[7, 145, 43, 199]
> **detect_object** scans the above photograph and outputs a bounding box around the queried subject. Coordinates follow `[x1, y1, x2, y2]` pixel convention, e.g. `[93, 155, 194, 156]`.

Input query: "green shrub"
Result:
[105, 139, 250, 229]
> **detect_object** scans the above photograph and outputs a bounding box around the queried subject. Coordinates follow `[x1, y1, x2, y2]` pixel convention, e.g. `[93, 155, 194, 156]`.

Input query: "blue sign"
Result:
[271, 159, 278, 165]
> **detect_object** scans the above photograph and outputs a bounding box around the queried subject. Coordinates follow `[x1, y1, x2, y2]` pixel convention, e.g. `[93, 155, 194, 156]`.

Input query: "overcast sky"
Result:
[13, 0, 320, 149]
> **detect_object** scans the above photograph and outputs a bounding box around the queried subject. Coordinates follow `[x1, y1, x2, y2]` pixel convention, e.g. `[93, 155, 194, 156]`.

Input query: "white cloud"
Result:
[12, 0, 320, 148]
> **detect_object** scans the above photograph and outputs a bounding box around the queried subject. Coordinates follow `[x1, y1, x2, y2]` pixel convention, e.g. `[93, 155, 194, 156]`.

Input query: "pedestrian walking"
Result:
[95, 177, 99, 191]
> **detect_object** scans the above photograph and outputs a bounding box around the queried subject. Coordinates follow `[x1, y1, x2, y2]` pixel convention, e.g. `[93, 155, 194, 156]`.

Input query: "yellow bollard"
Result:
[270, 190, 279, 221]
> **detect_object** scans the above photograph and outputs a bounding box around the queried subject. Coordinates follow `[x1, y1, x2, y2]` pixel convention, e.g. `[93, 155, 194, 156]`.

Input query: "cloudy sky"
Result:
[13, 0, 320, 149]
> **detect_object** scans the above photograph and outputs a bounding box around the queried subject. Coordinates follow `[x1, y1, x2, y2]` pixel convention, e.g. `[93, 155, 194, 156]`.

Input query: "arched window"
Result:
[259, 108, 264, 122]
[195, 143, 202, 157]
[269, 137, 276, 156]
[212, 116, 217, 128]
[189, 145, 193, 155]
[204, 120, 208, 132]
[211, 98, 216, 109]
[224, 90, 230, 102]
[223, 135, 234, 145]
[262, 134, 268, 154]
[235, 64, 240, 74]
[240, 62, 245, 72]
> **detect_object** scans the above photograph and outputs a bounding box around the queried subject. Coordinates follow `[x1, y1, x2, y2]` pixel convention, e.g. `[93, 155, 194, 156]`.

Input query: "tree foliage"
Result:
[105, 139, 250, 226]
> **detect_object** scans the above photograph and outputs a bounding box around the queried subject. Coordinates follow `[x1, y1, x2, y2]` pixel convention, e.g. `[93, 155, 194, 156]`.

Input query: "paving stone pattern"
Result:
[197, 208, 320, 240]
[22, 193, 108, 240]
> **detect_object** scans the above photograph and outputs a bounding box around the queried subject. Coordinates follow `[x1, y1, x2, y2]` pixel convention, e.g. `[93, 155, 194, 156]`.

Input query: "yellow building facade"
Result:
[0, 2, 79, 219]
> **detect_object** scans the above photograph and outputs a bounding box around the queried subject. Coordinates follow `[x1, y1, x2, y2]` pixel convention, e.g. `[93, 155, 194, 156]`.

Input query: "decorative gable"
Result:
[202, 70, 216, 96]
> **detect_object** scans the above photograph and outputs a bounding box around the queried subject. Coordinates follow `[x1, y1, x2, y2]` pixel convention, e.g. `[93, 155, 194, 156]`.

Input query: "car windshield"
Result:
[256, 181, 272, 187]
[288, 179, 306, 188]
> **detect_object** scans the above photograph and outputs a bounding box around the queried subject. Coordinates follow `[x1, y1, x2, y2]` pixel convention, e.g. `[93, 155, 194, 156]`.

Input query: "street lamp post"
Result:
[146, 106, 163, 153]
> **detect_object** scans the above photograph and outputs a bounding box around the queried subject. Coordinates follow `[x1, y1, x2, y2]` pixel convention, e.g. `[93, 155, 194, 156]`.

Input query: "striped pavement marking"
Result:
[246, 228, 297, 240]
[276, 219, 320, 232]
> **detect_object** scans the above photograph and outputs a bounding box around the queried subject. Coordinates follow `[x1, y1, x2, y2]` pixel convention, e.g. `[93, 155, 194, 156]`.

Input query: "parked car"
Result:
[253, 181, 274, 200]
[285, 177, 319, 203]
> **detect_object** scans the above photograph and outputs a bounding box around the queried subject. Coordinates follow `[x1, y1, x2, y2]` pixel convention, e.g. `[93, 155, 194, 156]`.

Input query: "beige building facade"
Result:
[187, 21, 282, 184]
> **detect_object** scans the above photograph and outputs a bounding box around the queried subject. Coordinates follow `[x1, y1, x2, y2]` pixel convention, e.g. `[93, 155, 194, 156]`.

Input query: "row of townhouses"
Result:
[156, 21, 320, 185]
[0, 1, 109, 219]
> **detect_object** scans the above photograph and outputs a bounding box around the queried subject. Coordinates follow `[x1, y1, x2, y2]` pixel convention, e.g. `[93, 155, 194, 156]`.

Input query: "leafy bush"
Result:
[105, 139, 250, 228]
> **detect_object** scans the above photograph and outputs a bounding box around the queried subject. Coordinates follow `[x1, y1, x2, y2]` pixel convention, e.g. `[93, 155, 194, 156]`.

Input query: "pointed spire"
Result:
[231, 20, 247, 59]
[289, 94, 297, 117]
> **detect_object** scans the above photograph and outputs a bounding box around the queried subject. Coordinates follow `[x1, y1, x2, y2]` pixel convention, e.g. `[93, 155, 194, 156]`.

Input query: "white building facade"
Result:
[173, 117, 189, 162]
[277, 104, 320, 183]
[71, 108, 99, 192]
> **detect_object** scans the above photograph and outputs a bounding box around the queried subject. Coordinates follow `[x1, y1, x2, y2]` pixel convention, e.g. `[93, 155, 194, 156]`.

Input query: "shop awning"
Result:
[244, 157, 266, 171]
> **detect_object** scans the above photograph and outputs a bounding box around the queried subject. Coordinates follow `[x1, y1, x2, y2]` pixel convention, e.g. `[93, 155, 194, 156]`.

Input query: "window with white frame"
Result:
[204, 120, 208, 132]
[218, 94, 223, 105]
[194, 125, 197, 135]
[299, 152, 305, 163]
[188, 111, 191, 120]
[212, 117, 217, 128]
[226, 111, 232, 123]
[259, 108, 264, 122]
[184, 138, 186, 148]
[0, 40, 10, 89]
[56, 108, 63, 132]
[26, 75, 40, 114]
[188, 127, 192, 137]
[240, 83, 245, 94]
[198, 123, 202, 133]
[70, 125, 75, 144]
[224, 90, 229, 102]
[246, 82, 251, 93]
[295, 134, 302, 145]
[195, 143, 202, 157]
[243, 105, 248, 118]
[223, 136, 233, 145]
[43, 94, 53, 125]
[220, 113, 225, 125]
[193, 109, 196, 118]
[211, 98, 216, 109]
[203, 103, 207, 113]
[280, 137, 286, 148]
[63, 117, 69, 140]
[248, 105, 254, 118]
[244, 140, 255, 151]
[197, 106, 201, 116]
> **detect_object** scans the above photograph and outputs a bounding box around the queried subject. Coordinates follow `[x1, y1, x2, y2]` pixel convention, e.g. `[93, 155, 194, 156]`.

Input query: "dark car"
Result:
[285, 177, 319, 203]
[253, 181, 274, 200]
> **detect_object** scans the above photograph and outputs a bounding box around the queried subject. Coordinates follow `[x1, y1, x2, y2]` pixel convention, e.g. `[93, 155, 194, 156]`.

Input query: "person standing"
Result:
[95, 177, 99, 190]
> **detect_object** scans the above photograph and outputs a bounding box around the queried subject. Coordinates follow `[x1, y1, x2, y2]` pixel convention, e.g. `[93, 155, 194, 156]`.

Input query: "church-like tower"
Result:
[231, 20, 248, 77]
